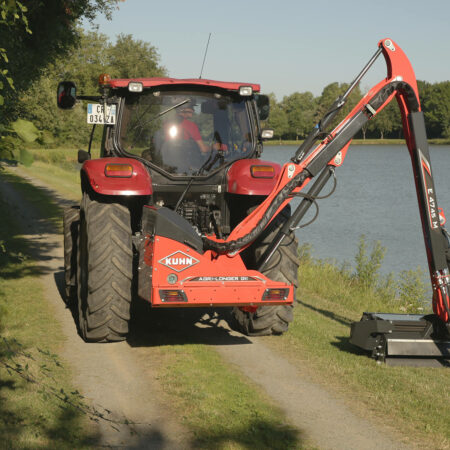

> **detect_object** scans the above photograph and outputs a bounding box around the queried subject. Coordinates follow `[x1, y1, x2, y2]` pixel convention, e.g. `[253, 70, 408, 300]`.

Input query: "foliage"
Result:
[16, 29, 166, 146]
[304, 235, 428, 312]
[0, 0, 31, 106]
[11, 118, 39, 142]
[397, 267, 428, 312]
[0, 118, 38, 165]
[282, 91, 316, 139]
[265, 80, 450, 141]
[0, 0, 119, 122]
[265, 93, 289, 139]
[353, 234, 386, 288]
[108, 33, 165, 79]
[0, 135, 21, 161]
[420, 81, 450, 139]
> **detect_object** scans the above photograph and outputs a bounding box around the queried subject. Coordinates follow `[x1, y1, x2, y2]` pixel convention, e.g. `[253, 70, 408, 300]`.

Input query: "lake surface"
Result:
[261, 144, 450, 281]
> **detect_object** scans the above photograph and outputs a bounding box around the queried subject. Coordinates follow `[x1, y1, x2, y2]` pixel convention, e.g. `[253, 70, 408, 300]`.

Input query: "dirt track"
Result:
[0, 166, 414, 449]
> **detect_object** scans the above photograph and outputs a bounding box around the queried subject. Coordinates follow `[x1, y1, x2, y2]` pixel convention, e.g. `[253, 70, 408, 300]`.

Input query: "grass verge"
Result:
[17, 159, 81, 203]
[263, 247, 450, 449]
[0, 170, 95, 448]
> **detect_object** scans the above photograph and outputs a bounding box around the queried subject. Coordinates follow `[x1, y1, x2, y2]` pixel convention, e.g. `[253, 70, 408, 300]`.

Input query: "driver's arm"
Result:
[196, 140, 210, 153]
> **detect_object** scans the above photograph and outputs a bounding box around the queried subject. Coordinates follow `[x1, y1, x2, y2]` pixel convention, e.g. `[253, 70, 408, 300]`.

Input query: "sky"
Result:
[83, 0, 450, 100]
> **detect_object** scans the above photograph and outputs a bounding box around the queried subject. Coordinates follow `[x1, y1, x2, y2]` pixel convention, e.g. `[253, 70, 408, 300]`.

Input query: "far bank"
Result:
[265, 138, 450, 146]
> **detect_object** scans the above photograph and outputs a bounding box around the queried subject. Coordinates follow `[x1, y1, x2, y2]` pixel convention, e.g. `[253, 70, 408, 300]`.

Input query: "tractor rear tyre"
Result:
[63, 205, 80, 304]
[232, 207, 299, 336]
[77, 193, 133, 342]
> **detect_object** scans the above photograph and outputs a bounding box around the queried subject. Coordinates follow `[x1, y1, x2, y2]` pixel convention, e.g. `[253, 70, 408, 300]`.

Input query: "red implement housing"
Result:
[142, 235, 293, 307]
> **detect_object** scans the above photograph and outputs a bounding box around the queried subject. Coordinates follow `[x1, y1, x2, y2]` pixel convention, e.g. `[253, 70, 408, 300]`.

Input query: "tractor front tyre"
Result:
[63, 205, 80, 305]
[77, 194, 133, 342]
[232, 207, 299, 336]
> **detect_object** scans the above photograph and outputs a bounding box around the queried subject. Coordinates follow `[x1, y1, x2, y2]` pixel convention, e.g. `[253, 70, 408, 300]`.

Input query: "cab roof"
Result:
[109, 77, 261, 93]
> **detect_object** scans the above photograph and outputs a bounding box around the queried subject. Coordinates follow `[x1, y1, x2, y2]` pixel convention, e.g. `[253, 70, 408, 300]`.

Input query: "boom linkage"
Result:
[203, 38, 450, 328]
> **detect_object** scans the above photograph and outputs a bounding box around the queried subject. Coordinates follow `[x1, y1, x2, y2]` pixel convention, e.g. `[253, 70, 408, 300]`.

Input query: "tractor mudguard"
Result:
[81, 157, 152, 196]
[227, 159, 281, 195]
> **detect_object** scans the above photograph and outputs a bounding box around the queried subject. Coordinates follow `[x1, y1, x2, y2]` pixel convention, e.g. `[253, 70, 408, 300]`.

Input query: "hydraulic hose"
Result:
[202, 171, 308, 254]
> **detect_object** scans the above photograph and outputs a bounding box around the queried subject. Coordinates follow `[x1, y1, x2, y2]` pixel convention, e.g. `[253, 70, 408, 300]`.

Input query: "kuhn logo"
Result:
[158, 251, 199, 272]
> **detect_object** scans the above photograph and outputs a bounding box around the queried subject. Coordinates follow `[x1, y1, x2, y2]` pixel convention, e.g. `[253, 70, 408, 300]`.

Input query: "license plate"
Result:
[87, 103, 116, 125]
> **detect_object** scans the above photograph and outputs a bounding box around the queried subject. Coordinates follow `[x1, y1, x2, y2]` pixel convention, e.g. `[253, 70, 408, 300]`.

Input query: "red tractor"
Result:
[59, 38, 449, 365]
[60, 76, 299, 342]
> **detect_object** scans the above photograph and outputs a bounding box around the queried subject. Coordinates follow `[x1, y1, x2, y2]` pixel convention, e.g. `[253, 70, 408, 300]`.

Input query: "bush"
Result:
[19, 148, 34, 167]
[397, 268, 428, 313]
[0, 135, 21, 162]
[353, 235, 386, 288]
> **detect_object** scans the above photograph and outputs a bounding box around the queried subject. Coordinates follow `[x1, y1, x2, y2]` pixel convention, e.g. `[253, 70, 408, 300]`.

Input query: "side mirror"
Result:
[78, 149, 91, 164]
[57, 81, 77, 109]
[261, 129, 274, 140]
[255, 94, 270, 121]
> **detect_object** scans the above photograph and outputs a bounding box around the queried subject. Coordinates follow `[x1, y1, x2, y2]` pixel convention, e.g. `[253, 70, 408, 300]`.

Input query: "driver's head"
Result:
[178, 105, 194, 119]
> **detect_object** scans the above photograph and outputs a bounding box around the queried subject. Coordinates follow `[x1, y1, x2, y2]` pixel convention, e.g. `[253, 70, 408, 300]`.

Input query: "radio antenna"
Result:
[199, 33, 211, 79]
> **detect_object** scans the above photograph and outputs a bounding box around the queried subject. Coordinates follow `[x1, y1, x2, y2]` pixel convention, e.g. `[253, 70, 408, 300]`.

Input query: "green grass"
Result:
[0, 171, 96, 448]
[263, 250, 450, 449]
[19, 160, 81, 202]
[153, 343, 303, 449]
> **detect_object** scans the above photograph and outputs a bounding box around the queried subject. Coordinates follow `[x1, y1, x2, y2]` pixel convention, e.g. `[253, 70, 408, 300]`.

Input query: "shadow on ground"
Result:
[298, 298, 352, 327]
[127, 298, 252, 347]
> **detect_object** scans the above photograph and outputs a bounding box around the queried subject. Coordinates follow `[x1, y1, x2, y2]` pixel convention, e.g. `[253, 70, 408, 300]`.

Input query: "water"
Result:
[261, 144, 450, 279]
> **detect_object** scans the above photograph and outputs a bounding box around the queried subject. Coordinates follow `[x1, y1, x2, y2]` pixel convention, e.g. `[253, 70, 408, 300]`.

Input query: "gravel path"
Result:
[1, 165, 414, 449]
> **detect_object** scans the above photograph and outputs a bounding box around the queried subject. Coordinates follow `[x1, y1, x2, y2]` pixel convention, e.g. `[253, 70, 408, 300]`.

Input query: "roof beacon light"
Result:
[239, 86, 253, 96]
[128, 82, 143, 93]
[98, 73, 111, 87]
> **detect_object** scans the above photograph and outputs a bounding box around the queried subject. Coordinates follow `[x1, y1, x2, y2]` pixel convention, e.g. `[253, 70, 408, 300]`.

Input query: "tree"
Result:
[0, 0, 119, 123]
[420, 81, 450, 139]
[0, 1, 31, 106]
[314, 82, 342, 122]
[108, 34, 166, 79]
[281, 91, 316, 139]
[265, 93, 289, 139]
[17, 30, 166, 145]
[368, 101, 399, 139]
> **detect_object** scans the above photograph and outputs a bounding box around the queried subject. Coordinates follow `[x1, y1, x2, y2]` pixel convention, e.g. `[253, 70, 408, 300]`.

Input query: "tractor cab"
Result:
[57, 77, 272, 178]
[118, 86, 261, 177]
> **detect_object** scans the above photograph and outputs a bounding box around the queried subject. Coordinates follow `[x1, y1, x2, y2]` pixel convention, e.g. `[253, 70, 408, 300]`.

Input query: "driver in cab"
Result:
[166, 102, 227, 153]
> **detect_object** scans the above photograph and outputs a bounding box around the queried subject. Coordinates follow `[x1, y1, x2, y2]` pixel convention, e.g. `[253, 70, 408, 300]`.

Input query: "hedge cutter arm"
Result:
[203, 38, 450, 337]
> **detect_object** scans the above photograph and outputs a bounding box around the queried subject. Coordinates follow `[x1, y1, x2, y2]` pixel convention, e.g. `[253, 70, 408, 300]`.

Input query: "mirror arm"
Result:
[78, 95, 102, 101]
[87, 123, 96, 156]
